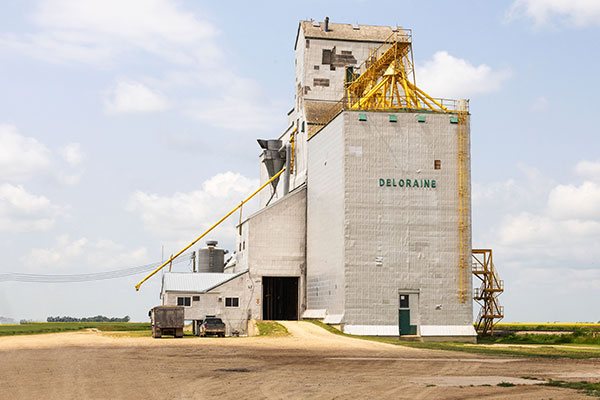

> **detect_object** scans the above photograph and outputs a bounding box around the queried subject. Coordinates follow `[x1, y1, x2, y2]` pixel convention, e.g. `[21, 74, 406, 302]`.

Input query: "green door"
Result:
[399, 309, 410, 335]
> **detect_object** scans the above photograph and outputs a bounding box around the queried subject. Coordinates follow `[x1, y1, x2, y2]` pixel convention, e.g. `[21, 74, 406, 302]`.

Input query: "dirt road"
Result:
[0, 321, 598, 399]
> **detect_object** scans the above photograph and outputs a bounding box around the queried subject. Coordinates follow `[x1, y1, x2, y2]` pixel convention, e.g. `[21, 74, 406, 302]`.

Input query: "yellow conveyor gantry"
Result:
[134, 167, 286, 291]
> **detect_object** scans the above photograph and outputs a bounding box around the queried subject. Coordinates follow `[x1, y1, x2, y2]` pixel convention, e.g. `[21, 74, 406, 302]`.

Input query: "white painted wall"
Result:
[162, 272, 255, 336]
[306, 113, 346, 316]
[306, 110, 473, 337]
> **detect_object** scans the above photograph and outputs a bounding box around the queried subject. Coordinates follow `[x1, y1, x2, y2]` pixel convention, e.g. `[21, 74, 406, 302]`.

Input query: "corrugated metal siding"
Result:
[163, 270, 247, 293]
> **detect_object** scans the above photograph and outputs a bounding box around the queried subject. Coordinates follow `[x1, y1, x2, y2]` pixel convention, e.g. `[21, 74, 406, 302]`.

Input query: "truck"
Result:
[199, 317, 226, 337]
[149, 305, 184, 338]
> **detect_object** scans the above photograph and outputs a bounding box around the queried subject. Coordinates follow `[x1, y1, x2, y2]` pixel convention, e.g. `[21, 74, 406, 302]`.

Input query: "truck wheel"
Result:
[154, 327, 162, 338]
[175, 328, 184, 338]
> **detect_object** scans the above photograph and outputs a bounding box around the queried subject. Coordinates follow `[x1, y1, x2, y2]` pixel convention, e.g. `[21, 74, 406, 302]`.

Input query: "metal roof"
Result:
[162, 270, 248, 293]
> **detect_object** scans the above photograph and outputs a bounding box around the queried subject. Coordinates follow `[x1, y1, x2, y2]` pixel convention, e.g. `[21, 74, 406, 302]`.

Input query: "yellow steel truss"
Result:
[307, 29, 467, 140]
[472, 249, 504, 335]
[344, 30, 451, 113]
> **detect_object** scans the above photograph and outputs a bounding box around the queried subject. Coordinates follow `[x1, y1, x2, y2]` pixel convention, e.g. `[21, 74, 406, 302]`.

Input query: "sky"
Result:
[0, 0, 599, 323]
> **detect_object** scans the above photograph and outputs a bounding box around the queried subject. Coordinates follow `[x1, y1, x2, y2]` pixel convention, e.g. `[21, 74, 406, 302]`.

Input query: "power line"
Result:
[0, 252, 194, 283]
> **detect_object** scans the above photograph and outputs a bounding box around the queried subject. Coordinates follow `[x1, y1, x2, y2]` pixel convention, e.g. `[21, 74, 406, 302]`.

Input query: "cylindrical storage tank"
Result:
[197, 240, 225, 273]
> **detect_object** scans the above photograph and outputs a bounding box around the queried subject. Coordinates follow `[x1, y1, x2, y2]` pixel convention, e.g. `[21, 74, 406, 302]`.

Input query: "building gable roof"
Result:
[162, 270, 248, 293]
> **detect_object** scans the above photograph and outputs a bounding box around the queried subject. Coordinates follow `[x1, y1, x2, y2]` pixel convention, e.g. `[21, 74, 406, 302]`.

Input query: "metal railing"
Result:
[307, 96, 467, 139]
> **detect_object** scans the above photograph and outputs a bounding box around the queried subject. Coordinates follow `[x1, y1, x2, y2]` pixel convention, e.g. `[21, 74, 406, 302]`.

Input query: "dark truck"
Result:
[149, 305, 184, 338]
[199, 317, 226, 337]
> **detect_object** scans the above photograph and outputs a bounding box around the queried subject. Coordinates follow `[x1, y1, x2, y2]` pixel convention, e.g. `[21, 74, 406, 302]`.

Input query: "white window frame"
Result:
[176, 296, 191, 307]
[225, 297, 239, 308]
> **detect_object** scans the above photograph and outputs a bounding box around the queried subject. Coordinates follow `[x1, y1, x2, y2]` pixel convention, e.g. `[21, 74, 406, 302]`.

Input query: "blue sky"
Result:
[0, 0, 599, 322]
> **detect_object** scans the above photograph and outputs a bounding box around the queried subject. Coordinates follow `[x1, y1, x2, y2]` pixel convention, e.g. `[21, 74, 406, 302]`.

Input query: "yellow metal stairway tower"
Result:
[472, 249, 504, 335]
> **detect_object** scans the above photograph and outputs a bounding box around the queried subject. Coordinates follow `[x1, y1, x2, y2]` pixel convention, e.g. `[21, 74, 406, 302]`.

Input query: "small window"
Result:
[322, 49, 332, 64]
[225, 297, 239, 307]
[243, 241, 245, 250]
[434, 160, 441, 170]
[192, 296, 200, 302]
[239, 243, 242, 252]
[177, 297, 191, 307]
[400, 295, 409, 308]
[306, 39, 310, 48]
[314, 65, 319, 70]
[330, 64, 336, 71]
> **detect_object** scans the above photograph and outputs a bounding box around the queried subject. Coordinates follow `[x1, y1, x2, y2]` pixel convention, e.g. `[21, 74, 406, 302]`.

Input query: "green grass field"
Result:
[306, 320, 600, 359]
[495, 323, 600, 332]
[0, 322, 151, 337]
[256, 321, 289, 336]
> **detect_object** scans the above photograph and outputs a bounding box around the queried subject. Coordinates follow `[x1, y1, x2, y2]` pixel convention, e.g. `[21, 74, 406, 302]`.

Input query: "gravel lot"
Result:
[0, 321, 598, 399]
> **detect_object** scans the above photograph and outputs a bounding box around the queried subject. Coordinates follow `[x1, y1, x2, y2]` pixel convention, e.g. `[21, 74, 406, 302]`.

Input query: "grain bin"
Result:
[197, 240, 225, 273]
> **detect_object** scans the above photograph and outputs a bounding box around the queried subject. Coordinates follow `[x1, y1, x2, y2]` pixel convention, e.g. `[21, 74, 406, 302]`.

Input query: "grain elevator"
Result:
[150, 19, 480, 342]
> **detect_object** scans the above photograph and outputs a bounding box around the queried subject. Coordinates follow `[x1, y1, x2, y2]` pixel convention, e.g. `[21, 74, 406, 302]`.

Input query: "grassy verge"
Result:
[0, 322, 151, 337]
[543, 379, 600, 398]
[256, 321, 289, 336]
[305, 320, 600, 359]
[495, 323, 600, 332]
[479, 331, 600, 346]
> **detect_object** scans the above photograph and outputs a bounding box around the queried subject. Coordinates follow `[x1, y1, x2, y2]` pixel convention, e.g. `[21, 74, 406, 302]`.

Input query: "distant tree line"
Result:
[46, 315, 130, 322]
[0, 316, 17, 324]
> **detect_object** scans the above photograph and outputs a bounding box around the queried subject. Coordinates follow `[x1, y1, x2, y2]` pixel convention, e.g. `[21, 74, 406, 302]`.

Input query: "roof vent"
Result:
[324, 17, 329, 32]
[352, 23, 360, 30]
[312, 19, 320, 27]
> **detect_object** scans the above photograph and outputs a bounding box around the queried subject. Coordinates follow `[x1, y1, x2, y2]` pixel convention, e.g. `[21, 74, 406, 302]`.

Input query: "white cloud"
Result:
[127, 172, 259, 245]
[22, 234, 150, 272]
[0, 0, 220, 65]
[104, 81, 168, 114]
[185, 75, 283, 132]
[59, 142, 84, 166]
[417, 51, 512, 99]
[0, 124, 85, 185]
[0, 124, 51, 181]
[481, 160, 600, 268]
[56, 171, 84, 186]
[0, 184, 64, 232]
[574, 160, 600, 181]
[508, 0, 600, 27]
[473, 164, 552, 213]
[547, 182, 600, 220]
[0, 2, 281, 133]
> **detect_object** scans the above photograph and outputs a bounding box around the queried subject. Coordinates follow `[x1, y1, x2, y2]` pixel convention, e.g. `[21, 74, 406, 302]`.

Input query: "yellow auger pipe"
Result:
[135, 167, 286, 291]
